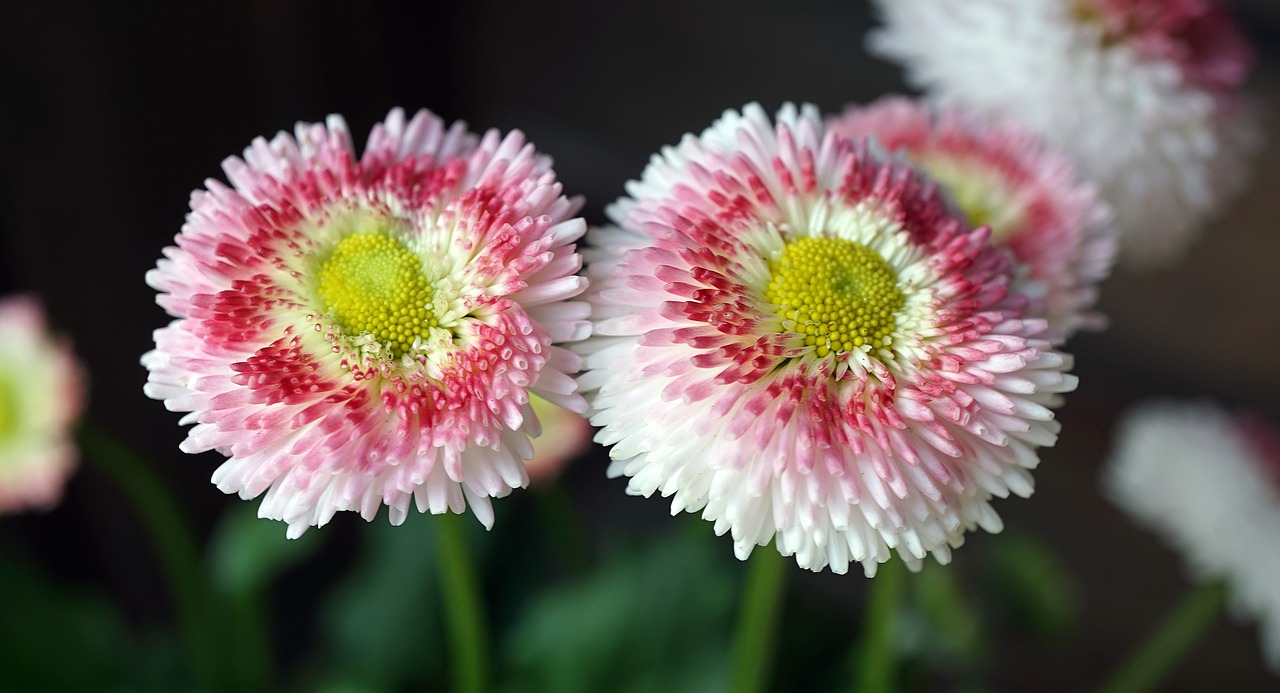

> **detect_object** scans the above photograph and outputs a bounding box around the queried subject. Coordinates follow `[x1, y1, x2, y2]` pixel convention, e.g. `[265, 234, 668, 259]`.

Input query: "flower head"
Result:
[828, 97, 1115, 340]
[579, 103, 1077, 575]
[868, 0, 1258, 269]
[144, 108, 590, 537]
[0, 296, 84, 513]
[1105, 401, 1280, 673]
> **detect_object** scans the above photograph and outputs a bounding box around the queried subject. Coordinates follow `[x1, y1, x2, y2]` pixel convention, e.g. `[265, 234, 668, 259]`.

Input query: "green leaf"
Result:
[982, 530, 1082, 639]
[312, 510, 447, 691]
[206, 502, 323, 598]
[500, 525, 736, 693]
[0, 540, 179, 691]
[907, 562, 987, 662]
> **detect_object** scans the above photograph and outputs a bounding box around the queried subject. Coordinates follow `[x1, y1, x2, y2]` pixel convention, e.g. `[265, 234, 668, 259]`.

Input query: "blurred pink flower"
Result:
[829, 96, 1115, 341]
[0, 296, 84, 513]
[144, 108, 590, 538]
[578, 103, 1077, 575]
[523, 394, 593, 484]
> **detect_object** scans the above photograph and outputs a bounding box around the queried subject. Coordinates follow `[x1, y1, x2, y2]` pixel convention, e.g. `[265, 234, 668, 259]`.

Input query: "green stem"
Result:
[434, 512, 490, 693]
[728, 545, 787, 693]
[533, 482, 592, 572]
[854, 557, 905, 693]
[1097, 581, 1226, 693]
[78, 423, 219, 690]
[229, 589, 275, 691]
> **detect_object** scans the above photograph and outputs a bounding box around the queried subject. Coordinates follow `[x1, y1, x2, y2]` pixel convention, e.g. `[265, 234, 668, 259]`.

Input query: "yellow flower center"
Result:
[316, 232, 437, 357]
[953, 192, 997, 231]
[916, 154, 1022, 242]
[1070, 0, 1106, 26]
[765, 236, 904, 356]
[0, 377, 16, 441]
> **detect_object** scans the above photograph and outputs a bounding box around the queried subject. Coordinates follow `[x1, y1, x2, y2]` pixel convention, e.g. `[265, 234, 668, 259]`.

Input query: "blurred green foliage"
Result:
[982, 530, 1083, 640]
[501, 524, 736, 693]
[0, 488, 1091, 693]
[208, 504, 323, 600]
[0, 539, 183, 691]
[311, 509, 447, 692]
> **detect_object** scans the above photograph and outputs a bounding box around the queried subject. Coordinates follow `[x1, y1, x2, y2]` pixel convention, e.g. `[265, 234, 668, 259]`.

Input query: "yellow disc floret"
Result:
[916, 154, 1023, 241]
[316, 232, 437, 357]
[0, 376, 17, 440]
[765, 236, 904, 357]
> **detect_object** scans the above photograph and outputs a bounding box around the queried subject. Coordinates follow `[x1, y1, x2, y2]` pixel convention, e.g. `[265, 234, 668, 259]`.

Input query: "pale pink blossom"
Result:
[578, 104, 1077, 575]
[144, 108, 590, 537]
[829, 97, 1115, 340]
[0, 296, 84, 513]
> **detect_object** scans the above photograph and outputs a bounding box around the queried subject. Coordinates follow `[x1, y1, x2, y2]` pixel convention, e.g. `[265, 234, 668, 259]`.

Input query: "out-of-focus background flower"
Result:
[1, 1, 1278, 690]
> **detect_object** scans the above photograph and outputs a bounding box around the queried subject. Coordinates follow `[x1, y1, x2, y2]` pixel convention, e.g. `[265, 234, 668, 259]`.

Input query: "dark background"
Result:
[2, 1, 1279, 690]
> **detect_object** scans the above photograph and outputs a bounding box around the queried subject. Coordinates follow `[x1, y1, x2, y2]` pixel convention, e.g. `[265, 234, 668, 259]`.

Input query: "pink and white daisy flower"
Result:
[578, 103, 1077, 575]
[0, 296, 84, 513]
[828, 97, 1116, 341]
[1105, 401, 1280, 673]
[144, 108, 590, 538]
[868, 0, 1258, 269]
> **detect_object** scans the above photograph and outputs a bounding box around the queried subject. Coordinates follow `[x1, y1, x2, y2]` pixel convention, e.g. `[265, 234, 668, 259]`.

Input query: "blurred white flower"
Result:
[1105, 401, 1280, 673]
[868, 0, 1259, 269]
